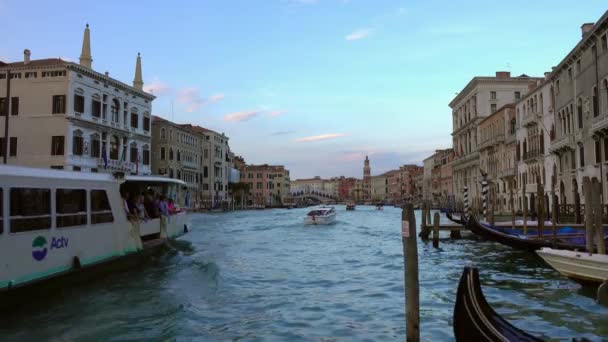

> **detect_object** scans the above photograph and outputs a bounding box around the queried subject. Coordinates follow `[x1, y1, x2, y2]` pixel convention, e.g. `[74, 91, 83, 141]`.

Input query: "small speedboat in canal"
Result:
[0, 165, 189, 296]
[376, 203, 384, 210]
[304, 206, 337, 225]
[467, 215, 607, 252]
[346, 203, 356, 211]
[453, 266, 542, 342]
[536, 248, 608, 284]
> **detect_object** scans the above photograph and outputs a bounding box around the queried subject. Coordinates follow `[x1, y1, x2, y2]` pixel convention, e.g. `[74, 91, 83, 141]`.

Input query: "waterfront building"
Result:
[371, 174, 388, 202]
[478, 104, 518, 214]
[430, 148, 455, 206]
[400, 164, 424, 203]
[337, 177, 357, 200]
[450, 71, 543, 209]
[385, 170, 402, 203]
[151, 116, 204, 206]
[549, 14, 608, 206]
[515, 78, 556, 213]
[187, 125, 235, 206]
[422, 156, 434, 201]
[242, 164, 290, 207]
[0, 25, 154, 174]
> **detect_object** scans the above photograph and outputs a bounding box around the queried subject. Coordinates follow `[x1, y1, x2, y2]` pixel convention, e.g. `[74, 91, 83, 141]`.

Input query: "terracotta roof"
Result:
[0, 58, 67, 69]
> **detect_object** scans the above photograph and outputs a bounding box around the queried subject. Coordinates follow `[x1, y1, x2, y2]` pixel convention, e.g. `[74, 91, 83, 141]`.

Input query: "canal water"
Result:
[1, 206, 607, 341]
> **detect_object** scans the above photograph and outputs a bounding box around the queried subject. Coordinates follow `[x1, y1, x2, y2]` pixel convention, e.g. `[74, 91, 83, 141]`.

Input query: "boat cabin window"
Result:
[56, 189, 87, 228]
[0, 188, 3, 234]
[91, 190, 114, 224]
[10, 188, 51, 233]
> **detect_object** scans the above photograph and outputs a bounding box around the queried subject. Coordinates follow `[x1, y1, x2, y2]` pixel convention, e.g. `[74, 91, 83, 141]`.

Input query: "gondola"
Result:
[466, 215, 606, 252]
[446, 211, 466, 225]
[453, 266, 542, 342]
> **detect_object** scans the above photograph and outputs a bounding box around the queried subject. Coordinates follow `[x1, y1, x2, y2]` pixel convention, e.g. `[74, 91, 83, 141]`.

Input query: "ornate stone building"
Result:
[0, 25, 154, 174]
[450, 72, 542, 208]
[549, 15, 608, 207]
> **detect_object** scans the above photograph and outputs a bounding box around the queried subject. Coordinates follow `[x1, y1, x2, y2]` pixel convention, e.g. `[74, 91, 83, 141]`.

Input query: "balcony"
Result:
[522, 149, 542, 163]
[591, 114, 608, 134]
[521, 113, 539, 127]
[498, 167, 516, 179]
[479, 134, 504, 150]
[549, 134, 575, 154]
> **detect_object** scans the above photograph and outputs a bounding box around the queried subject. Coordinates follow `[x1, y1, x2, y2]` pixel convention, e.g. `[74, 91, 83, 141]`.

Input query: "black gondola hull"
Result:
[453, 266, 542, 342]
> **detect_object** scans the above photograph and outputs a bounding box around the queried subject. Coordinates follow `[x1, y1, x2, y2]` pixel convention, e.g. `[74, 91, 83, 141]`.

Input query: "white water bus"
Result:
[0, 165, 189, 293]
[304, 206, 337, 225]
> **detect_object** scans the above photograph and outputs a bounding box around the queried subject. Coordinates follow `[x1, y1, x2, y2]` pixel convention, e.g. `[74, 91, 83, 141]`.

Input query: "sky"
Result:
[0, 1, 606, 179]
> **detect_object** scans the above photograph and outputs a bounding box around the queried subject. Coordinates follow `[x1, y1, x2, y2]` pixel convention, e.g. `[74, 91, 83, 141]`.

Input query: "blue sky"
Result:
[1, 1, 606, 179]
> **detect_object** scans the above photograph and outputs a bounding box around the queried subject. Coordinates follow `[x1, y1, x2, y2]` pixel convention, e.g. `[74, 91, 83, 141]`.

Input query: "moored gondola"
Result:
[466, 215, 604, 252]
[446, 211, 466, 225]
[453, 266, 542, 342]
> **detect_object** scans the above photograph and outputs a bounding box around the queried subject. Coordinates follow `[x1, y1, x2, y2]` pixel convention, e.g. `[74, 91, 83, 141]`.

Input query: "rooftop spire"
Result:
[79, 24, 92, 68]
[133, 52, 143, 90]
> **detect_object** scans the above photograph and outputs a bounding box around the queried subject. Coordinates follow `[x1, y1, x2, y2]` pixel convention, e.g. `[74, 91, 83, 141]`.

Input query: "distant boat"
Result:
[305, 206, 337, 225]
[453, 266, 542, 342]
[536, 247, 608, 284]
[346, 203, 356, 211]
[376, 204, 384, 210]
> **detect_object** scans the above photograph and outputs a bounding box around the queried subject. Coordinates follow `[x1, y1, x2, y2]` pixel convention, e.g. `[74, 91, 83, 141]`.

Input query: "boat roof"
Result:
[0, 164, 116, 182]
[0, 165, 187, 186]
[124, 175, 187, 186]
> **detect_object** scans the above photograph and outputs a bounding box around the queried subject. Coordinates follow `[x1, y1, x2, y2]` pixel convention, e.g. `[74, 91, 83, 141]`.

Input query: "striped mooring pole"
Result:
[482, 179, 488, 220]
[464, 186, 469, 218]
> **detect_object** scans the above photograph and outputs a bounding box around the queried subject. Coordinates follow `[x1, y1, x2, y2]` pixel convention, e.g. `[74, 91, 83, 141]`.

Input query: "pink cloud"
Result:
[144, 80, 171, 96]
[224, 110, 261, 122]
[177, 87, 205, 113]
[209, 94, 225, 102]
[268, 110, 287, 117]
[295, 133, 347, 143]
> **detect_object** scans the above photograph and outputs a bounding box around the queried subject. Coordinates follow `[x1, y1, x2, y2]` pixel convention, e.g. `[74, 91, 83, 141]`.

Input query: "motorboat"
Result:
[376, 204, 384, 210]
[0, 165, 189, 296]
[536, 247, 608, 284]
[453, 266, 542, 341]
[305, 206, 337, 225]
[346, 203, 356, 211]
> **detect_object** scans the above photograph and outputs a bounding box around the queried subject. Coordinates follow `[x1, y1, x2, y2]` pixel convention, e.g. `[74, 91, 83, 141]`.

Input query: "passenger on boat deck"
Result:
[126, 194, 139, 218]
[168, 198, 175, 214]
[136, 194, 150, 221]
[121, 191, 131, 216]
[144, 191, 160, 219]
[159, 195, 169, 216]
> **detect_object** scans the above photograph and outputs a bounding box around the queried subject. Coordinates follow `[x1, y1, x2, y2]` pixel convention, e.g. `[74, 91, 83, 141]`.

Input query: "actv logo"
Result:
[32, 236, 48, 261]
[31, 236, 69, 261]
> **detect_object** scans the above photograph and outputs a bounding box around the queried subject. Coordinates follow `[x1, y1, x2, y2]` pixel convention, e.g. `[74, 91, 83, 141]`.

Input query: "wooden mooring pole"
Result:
[592, 178, 606, 255]
[401, 203, 420, 341]
[583, 177, 593, 253]
[433, 212, 440, 248]
[537, 176, 544, 238]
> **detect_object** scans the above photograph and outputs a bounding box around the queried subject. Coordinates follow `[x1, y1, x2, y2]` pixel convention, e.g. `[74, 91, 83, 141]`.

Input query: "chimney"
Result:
[23, 49, 31, 64]
[544, 72, 550, 80]
[581, 23, 595, 38]
[104, 71, 109, 77]
[495, 71, 511, 79]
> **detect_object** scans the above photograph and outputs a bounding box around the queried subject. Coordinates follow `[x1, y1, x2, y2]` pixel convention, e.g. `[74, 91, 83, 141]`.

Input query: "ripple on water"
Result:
[2, 208, 607, 341]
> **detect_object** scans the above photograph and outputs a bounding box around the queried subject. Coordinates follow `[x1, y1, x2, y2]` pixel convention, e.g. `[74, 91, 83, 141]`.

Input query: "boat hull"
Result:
[446, 212, 465, 225]
[454, 266, 542, 342]
[536, 248, 608, 284]
[467, 216, 590, 252]
[304, 213, 336, 225]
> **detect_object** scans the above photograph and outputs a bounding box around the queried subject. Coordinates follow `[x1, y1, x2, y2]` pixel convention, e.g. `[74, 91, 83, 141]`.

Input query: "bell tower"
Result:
[363, 155, 371, 200]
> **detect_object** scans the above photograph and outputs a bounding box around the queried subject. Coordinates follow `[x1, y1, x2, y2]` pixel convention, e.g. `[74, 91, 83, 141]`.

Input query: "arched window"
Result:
[592, 86, 599, 117]
[604, 79, 608, 113]
[90, 133, 100, 158]
[111, 99, 120, 123]
[130, 142, 138, 163]
[72, 130, 83, 156]
[110, 135, 120, 160]
[577, 98, 583, 129]
[161, 128, 166, 140]
[130, 108, 139, 129]
[169, 148, 174, 160]
[539, 93, 544, 114]
[177, 150, 181, 161]
[169, 129, 173, 141]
